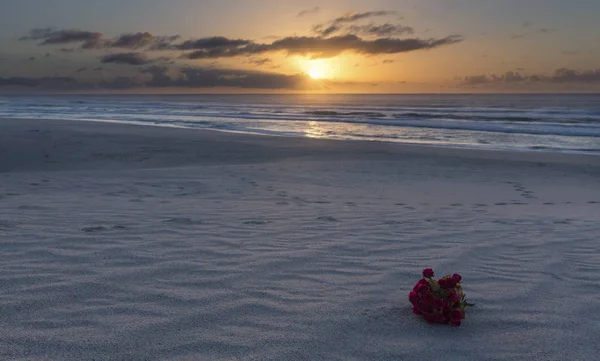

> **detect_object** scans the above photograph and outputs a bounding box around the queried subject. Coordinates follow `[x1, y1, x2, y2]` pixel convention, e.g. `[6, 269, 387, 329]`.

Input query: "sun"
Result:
[308, 68, 325, 79]
[304, 59, 333, 79]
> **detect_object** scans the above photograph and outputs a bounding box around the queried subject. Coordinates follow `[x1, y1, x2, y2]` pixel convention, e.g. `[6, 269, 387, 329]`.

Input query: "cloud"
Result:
[0, 76, 82, 89]
[110, 32, 154, 48]
[313, 11, 398, 36]
[101, 52, 152, 65]
[297, 7, 321, 17]
[248, 58, 272, 66]
[346, 23, 415, 37]
[332, 11, 396, 24]
[183, 34, 462, 59]
[539, 28, 558, 33]
[20, 28, 103, 48]
[460, 68, 600, 85]
[20, 19, 461, 62]
[172, 36, 253, 51]
[1, 66, 318, 91]
[383, 59, 395, 63]
[139, 66, 313, 89]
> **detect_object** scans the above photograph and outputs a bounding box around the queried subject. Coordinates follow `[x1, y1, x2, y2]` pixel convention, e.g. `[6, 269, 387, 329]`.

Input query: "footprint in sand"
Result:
[475, 203, 488, 207]
[244, 220, 270, 225]
[544, 202, 555, 205]
[395, 203, 406, 206]
[317, 216, 338, 222]
[162, 218, 202, 225]
[450, 203, 463, 207]
[495, 202, 508, 206]
[82, 226, 108, 233]
[276, 201, 289, 205]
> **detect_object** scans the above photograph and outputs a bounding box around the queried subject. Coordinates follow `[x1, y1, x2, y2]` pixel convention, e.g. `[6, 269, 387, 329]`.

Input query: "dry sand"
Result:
[1, 118, 600, 360]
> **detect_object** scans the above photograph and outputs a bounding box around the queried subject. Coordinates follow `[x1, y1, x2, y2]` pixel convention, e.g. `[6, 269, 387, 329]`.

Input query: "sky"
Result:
[1, 0, 599, 93]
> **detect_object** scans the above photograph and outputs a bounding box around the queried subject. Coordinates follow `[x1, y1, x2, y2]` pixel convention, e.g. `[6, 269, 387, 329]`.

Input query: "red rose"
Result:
[434, 313, 448, 324]
[452, 273, 462, 283]
[450, 310, 463, 321]
[450, 319, 461, 326]
[446, 291, 461, 303]
[409, 291, 419, 304]
[432, 298, 447, 310]
[417, 283, 430, 293]
[439, 278, 456, 289]
[422, 268, 435, 278]
[412, 306, 422, 315]
[422, 313, 436, 323]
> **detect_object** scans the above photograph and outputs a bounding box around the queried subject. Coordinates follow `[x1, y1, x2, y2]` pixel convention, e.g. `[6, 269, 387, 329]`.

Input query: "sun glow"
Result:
[303, 59, 334, 79]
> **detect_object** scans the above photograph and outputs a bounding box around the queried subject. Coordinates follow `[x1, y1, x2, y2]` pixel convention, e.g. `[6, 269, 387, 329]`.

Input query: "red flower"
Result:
[409, 291, 419, 304]
[439, 277, 457, 289]
[432, 298, 447, 310]
[417, 283, 430, 293]
[446, 291, 461, 303]
[450, 310, 463, 321]
[409, 269, 470, 326]
[434, 313, 447, 324]
[422, 268, 435, 278]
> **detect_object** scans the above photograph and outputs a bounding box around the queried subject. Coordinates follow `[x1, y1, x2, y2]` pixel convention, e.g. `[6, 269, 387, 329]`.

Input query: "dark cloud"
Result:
[171, 37, 253, 51]
[511, 34, 526, 40]
[1, 65, 318, 91]
[110, 33, 181, 50]
[28, 57, 36, 61]
[20, 28, 103, 48]
[140, 66, 313, 89]
[539, 28, 558, 33]
[312, 24, 341, 37]
[297, 7, 321, 17]
[522, 22, 532, 28]
[75, 67, 88, 73]
[183, 34, 462, 59]
[58, 48, 77, 53]
[460, 68, 600, 85]
[346, 23, 415, 37]
[100, 52, 151, 65]
[110, 32, 154, 48]
[0, 76, 82, 89]
[332, 11, 395, 24]
[248, 58, 272, 66]
[552, 68, 600, 82]
[562, 50, 580, 55]
[313, 11, 398, 36]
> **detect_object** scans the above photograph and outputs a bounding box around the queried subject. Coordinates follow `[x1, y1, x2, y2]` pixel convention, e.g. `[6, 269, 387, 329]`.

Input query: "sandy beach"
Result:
[1, 117, 600, 361]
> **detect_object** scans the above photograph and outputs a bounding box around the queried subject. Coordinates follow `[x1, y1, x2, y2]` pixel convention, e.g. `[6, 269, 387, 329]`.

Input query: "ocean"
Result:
[1, 93, 599, 153]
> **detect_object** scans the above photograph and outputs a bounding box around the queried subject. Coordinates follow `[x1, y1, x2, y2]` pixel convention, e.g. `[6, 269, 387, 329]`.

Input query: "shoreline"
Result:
[2, 117, 599, 174]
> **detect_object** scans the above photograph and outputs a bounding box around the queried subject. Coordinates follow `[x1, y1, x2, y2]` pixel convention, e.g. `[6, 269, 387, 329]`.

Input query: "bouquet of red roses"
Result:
[409, 268, 472, 326]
